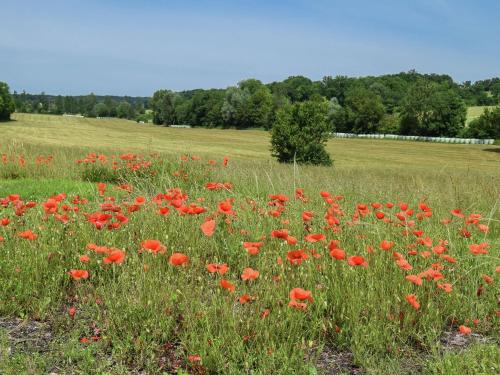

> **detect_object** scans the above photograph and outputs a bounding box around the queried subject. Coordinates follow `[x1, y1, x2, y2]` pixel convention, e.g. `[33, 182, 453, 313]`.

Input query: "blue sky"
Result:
[1, 0, 499, 96]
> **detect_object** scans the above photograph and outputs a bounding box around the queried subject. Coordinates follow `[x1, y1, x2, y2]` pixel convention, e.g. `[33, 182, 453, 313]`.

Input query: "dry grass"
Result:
[4, 113, 499, 173]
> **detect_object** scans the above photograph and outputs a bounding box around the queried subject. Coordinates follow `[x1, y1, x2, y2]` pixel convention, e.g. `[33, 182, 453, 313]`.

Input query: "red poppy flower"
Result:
[288, 300, 308, 310]
[69, 269, 89, 280]
[476, 224, 489, 233]
[437, 283, 452, 293]
[97, 182, 106, 196]
[305, 233, 326, 243]
[458, 325, 471, 335]
[243, 242, 263, 256]
[169, 253, 189, 266]
[469, 243, 489, 255]
[380, 240, 395, 251]
[218, 199, 234, 215]
[18, 230, 37, 240]
[441, 254, 457, 264]
[302, 211, 314, 221]
[287, 249, 309, 265]
[289, 288, 313, 302]
[158, 207, 170, 215]
[482, 274, 493, 284]
[329, 247, 346, 261]
[188, 354, 202, 363]
[405, 275, 422, 286]
[43, 198, 58, 214]
[347, 256, 367, 267]
[451, 208, 464, 218]
[103, 249, 126, 264]
[220, 279, 235, 292]
[241, 267, 259, 281]
[405, 294, 420, 310]
[200, 219, 216, 237]
[141, 239, 166, 254]
[271, 229, 288, 239]
[206, 263, 229, 275]
[239, 294, 252, 304]
[396, 258, 412, 270]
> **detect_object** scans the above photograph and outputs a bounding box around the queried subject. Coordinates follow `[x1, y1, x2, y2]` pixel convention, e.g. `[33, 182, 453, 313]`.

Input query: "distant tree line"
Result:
[5, 71, 500, 138]
[151, 71, 500, 138]
[12, 92, 152, 122]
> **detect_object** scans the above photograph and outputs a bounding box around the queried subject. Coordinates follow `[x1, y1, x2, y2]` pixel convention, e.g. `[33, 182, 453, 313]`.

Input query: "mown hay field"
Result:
[0, 113, 499, 374]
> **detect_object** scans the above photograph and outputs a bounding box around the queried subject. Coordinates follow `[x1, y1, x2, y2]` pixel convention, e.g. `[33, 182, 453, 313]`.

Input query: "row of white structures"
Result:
[332, 133, 495, 145]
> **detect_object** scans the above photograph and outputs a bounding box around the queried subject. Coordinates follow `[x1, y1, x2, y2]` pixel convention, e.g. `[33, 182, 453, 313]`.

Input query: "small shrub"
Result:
[0, 164, 28, 180]
[80, 164, 119, 183]
[270, 99, 332, 166]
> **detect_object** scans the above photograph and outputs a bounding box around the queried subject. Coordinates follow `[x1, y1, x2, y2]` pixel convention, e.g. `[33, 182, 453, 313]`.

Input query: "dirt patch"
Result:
[440, 330, 492, 351]
[0, 317, 53, 355]
[309, 346, 364, 374]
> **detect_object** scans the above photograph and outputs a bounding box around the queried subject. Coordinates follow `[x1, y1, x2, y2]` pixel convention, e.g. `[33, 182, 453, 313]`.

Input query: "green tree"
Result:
[271, 99, 332, 165]
[116, 101, 134, 119]
[321, 75, 353, 105]
[190, 89, 224, 127]
[344, 87, 385, 133]
[94, 102, 109, 117]
[0, 82, 15, 121]
[82, 93, 97, 117]
[221, 86, 249, 127]
[329, 88, 385, 134]
[104, 96, 118, 117]
[173, 97, 192, 125]
[151, 90, 175, 125]
[400, 82, 466, 137]
[464, 107, 500, 139]
[280, 76, 316, 102]
[63, 96, 77, 114]
[221, 80, 273, 129]
[242, 80, 273, 129]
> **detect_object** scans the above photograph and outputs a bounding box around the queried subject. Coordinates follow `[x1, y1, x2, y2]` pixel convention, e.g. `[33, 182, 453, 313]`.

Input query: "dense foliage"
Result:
[149, 72, 498, 137]
[9, 71, 500, 137]
[465, 106, 500, 139]
[330, 87, 386, 134]
[399, 82, 467, 137]
[271, 99, 332, 165]
[0, 82, 15, 121]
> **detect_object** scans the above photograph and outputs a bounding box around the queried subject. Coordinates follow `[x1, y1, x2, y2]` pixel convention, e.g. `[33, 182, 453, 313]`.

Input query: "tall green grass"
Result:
[0, 116, 498, 374]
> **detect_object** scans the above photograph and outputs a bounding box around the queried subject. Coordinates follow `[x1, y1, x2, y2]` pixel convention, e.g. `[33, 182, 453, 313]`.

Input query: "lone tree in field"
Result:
[271, 99, 332, 166]
[0, 82, 15, 121]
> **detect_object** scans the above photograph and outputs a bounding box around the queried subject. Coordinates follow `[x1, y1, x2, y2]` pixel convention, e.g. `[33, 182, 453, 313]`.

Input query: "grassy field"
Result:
[3, 113, 500, 171]
[0, 114, 499, 374]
